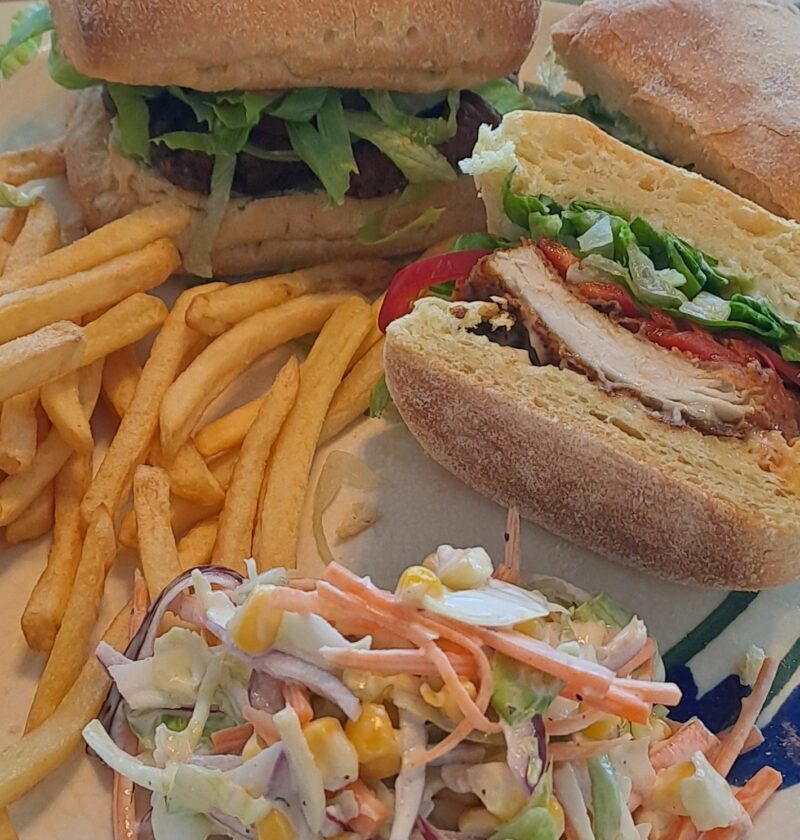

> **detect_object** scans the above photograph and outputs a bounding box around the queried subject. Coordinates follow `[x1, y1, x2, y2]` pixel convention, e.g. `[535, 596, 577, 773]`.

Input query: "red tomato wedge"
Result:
[538, 238, 579, 276]
[378, 249, 491, 332]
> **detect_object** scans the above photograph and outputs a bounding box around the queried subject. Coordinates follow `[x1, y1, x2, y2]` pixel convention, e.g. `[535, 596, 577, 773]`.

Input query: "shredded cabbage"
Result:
[681, 752, 749, 832]
[0, 181, 41, 208]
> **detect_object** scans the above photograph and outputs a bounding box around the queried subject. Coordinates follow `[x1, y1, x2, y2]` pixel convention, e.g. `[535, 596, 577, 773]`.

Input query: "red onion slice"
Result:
[501, 714, 548, 796]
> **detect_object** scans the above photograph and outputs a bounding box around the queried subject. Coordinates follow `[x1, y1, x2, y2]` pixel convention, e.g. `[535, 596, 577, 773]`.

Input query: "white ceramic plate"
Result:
[0, 2, 797, 837]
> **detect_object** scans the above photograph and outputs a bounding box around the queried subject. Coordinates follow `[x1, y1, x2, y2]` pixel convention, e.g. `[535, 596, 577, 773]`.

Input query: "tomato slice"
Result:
[538, 238, 579, 277]
[574, 282, 642, 319]
[378, 249, 491, 332]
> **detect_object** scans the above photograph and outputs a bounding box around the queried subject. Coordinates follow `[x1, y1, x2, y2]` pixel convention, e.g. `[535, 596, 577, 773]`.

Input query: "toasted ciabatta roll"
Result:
[550, 0, 800, 222]
[384, 112, 800, 589]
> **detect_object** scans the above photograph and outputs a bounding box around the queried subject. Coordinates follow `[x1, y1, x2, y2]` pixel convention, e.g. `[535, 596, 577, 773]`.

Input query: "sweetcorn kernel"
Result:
[304, 717, 359, 790]
[257, 808, 294, 840]
[583, 716, 620, 741]
[229, 587, 283, 654]
[395, 566, 444, 605]
[651, 761, 695, 815]
[345, 703, 401, 779]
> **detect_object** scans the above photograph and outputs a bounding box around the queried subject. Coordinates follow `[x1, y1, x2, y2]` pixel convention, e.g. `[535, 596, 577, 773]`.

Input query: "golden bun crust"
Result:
[50, 0, 541, 93]
[63, 90, 486, 276]
[465, 111, 800, 323]
[551, 0, 800, 221]
[385, 300, 800, 589]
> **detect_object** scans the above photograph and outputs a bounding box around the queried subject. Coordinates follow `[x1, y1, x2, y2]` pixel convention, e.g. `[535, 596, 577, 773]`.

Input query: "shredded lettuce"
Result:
[368, 376, 391, 418]
[47, 32, 95, 89]
[270, 87, 328, 121]
[362, 89, 460, 146]
[107, 84, 153, 162]
[286, 91, 357, 205]
[572, 593, 633, 631]
[150, 793, 214, 840]
[587, 754, 622, 840]
[0, 181, 40, 208]
[491, 653, 564, 723]
[489, 805, 558, 840]
[344, 111, 456, 184]
[83, 720, 272, 825]
[471, 78, 535, 116]
[0, 2, 51, 77]
[357, 202, 444, 246]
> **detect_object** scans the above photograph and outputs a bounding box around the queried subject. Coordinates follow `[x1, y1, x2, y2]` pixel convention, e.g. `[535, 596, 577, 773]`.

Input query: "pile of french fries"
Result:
[0, 141, 392, 835]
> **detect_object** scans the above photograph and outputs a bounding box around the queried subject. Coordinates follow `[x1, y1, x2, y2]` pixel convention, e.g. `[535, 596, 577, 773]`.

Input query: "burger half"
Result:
[2, 0, 541, 276]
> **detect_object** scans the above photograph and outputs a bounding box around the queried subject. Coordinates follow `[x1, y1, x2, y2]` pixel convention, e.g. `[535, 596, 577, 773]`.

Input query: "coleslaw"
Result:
[84, 524, 781, 840]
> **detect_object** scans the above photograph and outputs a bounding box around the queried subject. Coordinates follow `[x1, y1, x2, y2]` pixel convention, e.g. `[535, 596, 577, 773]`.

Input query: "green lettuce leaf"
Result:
[362, 89, 460, 145]
[471, 78, 535, 116]
[491, 652, 564, 723]
[356, 183, 443, 245]
[47, 32, 95, 89]
[0, 2, 52, 77]
[269, 88, 328, 121]
[344, 110, 456, 184]
[368, 377, 391, 418]
[0, 181, 40, 208]
[781, 343, 800, 363]
[107, 84, 153, 162]
[287, 91, 357, 205]
[451, 231, 514, 252]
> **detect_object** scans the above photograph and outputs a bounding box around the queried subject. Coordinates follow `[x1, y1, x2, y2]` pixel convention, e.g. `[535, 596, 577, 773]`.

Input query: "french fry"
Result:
[256, 298, 372, 569]
[81, 283, 223, 523]
[0, 202, 191, 294]
[150, 437, 225, 506]
[0, 208, 26, 244]
[212, 357, 299, 570]
[0, 139, 65, 188]
[0, 321, 86, 403]
[178, 516, 220, 571]
[3, 200, 61, 275]
[160, 292, 351, 459]
[321, 337, 386, 442]
[0, 239, 180, 344]
[0, 602, 130, 808]
[101, 345, 142, 418]
[0, 808, 17, 840]
[133, 465, 181, 599]
[81, 293, 168, 366]
[41, 370, 93, 455]
[0, 360, 101, 526]
[21, 451, 92, 652]
[25, 505, 116, 733]
[186, 259, 393, 336]
[348, 293, 385, 372]
[0, 388, 39, 474]
[0, 240, 10, 274]
[119, 447, 240, 550]
[194, 393, 263, 458]
[5, 482, 54, 545]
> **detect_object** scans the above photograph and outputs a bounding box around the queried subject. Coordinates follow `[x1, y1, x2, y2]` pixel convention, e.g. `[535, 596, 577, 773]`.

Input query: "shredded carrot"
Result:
[211, 722, 254, 754]
[713, 657, 778, 777]
[561, 684, 650, 725]
[494, 507, 520, 583]
[700, 767, 782, 840]
[346, 779, 391, 836]
[550, 735, 633, 762]
[407, 716, 477, 768]
[473, 626, 615, 699]
[651, 719, 720, 771]
[318, 572, 497, 727]
[617, 638, 657, 676]
[545, 709, 606, 737]
[283, 683, 313, 726]
[615, 676, 682, 706]
[243, 706, 280, 746]
[265, 586, 322, 614]
[322, 647, 478, 678]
